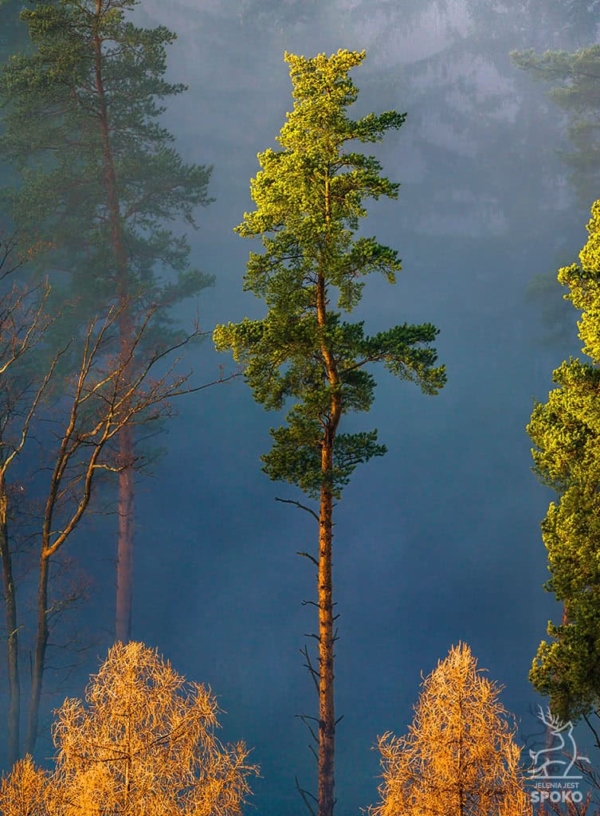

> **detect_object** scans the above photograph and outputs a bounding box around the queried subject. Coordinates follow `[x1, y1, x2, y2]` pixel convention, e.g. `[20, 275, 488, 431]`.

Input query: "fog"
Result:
[2, 0, 599, 813]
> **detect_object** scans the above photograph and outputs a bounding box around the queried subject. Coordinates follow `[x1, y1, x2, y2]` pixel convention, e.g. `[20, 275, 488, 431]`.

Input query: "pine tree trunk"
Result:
[0, 471, 20, 765]
[318, 465, 336, 816]
[93, 7, 135, 644]
[316, 205, 340, 814]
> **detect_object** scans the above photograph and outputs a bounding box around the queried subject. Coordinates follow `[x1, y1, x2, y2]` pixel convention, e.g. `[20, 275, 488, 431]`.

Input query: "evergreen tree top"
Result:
[215, 50, 444, 499]
[0, 0, 213, 326]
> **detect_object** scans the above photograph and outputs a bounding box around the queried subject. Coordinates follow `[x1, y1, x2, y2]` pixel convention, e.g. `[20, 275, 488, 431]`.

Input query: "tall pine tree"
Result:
[214, 49, 445, 816]
[512, 43, 600, 208]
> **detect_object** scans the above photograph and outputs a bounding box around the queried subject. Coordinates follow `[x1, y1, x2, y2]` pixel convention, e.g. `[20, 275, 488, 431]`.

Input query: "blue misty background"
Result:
[4, 0, 598, 813]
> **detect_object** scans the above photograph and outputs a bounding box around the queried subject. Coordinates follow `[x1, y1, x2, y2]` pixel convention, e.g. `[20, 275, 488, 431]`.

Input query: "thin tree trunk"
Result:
[116, 424, 134, 643]
[317, 469, 336, 816]
[93, 3, 135, 643]
[316, 167, 341, 812]
[0, 471, 20, 765]
[25, 552, 49, 755]
[24, 316, 135, 753]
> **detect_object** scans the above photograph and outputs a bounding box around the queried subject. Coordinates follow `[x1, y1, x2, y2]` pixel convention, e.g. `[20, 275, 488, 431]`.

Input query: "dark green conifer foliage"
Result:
[0, 0, 30, 203]
[214, 49, 445, 816]
[0, 0, 213, 319]
[528, 199, 600, 722]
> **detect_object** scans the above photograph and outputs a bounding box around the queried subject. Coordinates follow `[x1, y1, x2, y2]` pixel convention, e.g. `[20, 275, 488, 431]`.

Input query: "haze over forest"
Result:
[0, 0, 599, 813]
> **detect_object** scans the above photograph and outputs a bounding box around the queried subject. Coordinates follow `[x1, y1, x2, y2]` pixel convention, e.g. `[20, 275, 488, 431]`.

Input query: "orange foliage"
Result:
[371, 643, 532, 816]
[0, 642, 258, 816]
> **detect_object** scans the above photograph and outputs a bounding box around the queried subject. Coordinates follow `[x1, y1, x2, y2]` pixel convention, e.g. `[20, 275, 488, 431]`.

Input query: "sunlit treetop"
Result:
[0, 642, 258, 815]
[215, 49, 444, 499]
[528, 198, 600, 720]
[238, 49, 407, 314]
[372, 643, 530, 816]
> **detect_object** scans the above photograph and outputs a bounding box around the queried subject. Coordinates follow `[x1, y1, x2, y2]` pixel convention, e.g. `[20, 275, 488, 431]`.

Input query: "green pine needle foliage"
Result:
[528, 199, 600, 721]
[214, 49, 445, 499]
[0, 0, 213, 345]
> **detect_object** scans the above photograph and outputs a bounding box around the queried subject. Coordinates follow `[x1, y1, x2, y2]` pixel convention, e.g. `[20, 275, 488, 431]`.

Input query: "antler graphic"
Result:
[537, 705, 567, 732]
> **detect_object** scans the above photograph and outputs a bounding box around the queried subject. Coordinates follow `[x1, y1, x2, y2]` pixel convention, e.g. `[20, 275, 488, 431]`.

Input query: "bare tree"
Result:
[0, 238, 232, 762]
[23, 301, 214, 756]
[370, 643, 532, 816]
[0, 234, 55, 767]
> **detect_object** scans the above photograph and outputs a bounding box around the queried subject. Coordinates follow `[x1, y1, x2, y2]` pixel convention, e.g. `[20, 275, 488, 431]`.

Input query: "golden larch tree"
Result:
[371, 643, 531, 816]
[0, 755, 48, 816]
[0, 641, 258, 816]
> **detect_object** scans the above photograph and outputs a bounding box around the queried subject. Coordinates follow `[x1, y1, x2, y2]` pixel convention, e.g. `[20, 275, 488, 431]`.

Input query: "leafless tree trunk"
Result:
[0, 237, 53, 765]
[22, 303, 223, 755]
[0, 469, 19, 767]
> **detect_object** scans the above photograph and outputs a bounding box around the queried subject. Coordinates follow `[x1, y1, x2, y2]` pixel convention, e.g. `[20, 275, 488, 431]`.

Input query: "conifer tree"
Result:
[0, 0, 213, 644]
[214, 49, 445, 816]
[0, 642, 258, 816]
[371, 644, 530, 816]
[0, 0, 29, 202]
[0, 1, 29, 75]
[528, 198, 600, 723]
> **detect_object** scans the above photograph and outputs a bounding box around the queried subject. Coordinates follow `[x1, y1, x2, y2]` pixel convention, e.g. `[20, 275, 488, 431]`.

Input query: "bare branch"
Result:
[300, 645, 320, 694]
[298, 551, 319, 567]
[275, 496, 319, 522]
[295, 775, 318, 816]
[583, 712, 600, 752]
